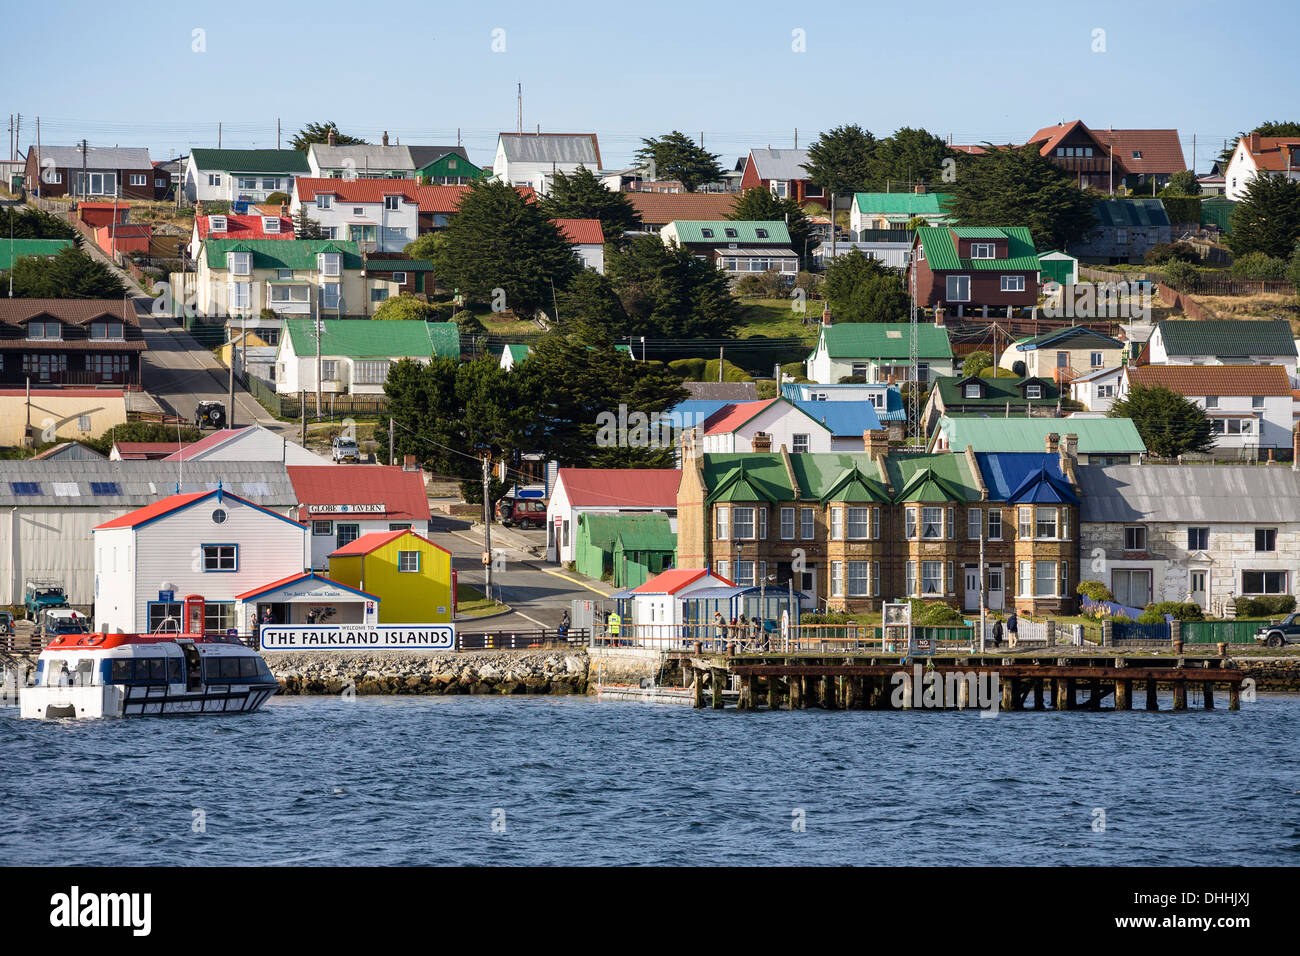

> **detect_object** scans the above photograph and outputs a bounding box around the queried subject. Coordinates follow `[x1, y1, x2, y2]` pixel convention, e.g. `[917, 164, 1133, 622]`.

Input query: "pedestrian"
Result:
[1006, 611, 1018, 644]
[992, 618, 1004, 646]
[558, 610, 570, 639]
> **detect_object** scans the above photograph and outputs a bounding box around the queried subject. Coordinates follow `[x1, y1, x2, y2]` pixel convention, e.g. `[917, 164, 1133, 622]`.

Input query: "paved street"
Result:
[425, 514, 612, 632]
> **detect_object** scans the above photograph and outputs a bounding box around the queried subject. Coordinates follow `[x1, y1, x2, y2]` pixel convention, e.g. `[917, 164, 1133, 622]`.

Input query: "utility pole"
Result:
[312, 289, 322, 418]
[718, 345, 724, 382]
[388, 416, 394, 466]
[81, 138, 88, 202]
[300, 391, 306, 446]
[277, 118, 281, 150]
[978, 526, 987, 654]
[482, 453, 493, 601]
[218, 122, 222, 149]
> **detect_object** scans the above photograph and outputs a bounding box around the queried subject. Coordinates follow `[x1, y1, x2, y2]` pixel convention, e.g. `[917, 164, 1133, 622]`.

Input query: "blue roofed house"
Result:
[781, 381, 907, 441]
[695, 397, 881, 454]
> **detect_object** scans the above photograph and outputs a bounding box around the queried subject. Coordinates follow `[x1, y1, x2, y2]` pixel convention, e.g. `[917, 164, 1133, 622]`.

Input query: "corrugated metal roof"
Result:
[1092, 198, 1170, 228]
[668, 220, 790, 244]
[308, 144, 415, 171]
[746, 148, 813, 181]
[283, 319, 458, 360]
[499, 133, 600, 167]
[0, 239, 74, 270]
[937, 416, 1146, 454]
[789, 398, 882, 437]
[853, 192, 950, 216]
[0, 461, 295, 508]
[189, 148, 310, 174]
[38, 145, 152, 169]
[204, 238, 363, 271]
[1156, 319, 1296, 357]
[915, 226, 1041, 271]
[1076, 465, 1300, 523]
[821, 323, 953, 360]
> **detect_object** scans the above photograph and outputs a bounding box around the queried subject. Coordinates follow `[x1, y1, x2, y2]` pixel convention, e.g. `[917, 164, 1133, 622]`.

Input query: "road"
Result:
[55, 205, 285, 433]
[425, 514, 613, 632]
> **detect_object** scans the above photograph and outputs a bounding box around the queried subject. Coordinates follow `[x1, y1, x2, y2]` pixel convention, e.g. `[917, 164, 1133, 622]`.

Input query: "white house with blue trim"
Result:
[92, 486, 309, 635]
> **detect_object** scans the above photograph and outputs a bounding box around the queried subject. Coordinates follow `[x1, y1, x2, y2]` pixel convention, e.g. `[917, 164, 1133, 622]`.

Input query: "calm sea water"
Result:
[3, 694, 1299, 866]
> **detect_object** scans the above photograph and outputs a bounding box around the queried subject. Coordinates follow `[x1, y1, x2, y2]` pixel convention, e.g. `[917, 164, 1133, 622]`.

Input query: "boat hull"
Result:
[19, 681, 278, 719]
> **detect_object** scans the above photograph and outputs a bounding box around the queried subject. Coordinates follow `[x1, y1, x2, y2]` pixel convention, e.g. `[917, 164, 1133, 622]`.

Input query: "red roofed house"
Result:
[76, 201, 130, 229]
[552, 218, 605, 273]
[628, 567, 733, 631]
[327, 528, 453, 624]
[91, 487, 309, 635]
[1025, 121, 1186, 191]
[415, 183, 536, 231]
[287, 464, 433, 569]
[290, 177, 424, 251]
[162, 424, 328, 466]
[546, 467, 681, 564]
[110, 440, 194, 461]
[188, 211, 294, 260]
[697, 397, 862, 454]
[1223, 132, 1300, 200]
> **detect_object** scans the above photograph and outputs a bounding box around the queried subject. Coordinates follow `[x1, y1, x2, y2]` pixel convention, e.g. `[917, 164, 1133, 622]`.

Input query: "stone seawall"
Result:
[269, 649, 592, 696]
[1233, 658, 1300, 692]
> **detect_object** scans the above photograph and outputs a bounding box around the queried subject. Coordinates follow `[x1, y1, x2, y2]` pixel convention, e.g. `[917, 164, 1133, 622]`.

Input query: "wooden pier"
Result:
[677, 650, 1245, 713]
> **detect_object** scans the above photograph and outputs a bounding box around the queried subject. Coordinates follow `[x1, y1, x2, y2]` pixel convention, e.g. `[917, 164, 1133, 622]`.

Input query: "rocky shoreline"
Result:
[269, 649, 594, 696]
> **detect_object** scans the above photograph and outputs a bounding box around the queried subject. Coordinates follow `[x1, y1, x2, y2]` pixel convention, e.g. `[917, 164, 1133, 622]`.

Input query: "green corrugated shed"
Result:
[416, 152, 485, 181]
[669, 220, 790, 244]
[0, 238, 74, 270]
[1200, 197, 1236, 233]
[1037, 250, 1078, 285]
[915, 226, 1040, 271]
[574, 513, 675, 588]
[853, 192, 951, 216]
[820, 322, 954, 360]
[284, 319, 459, 361]
[190, 148, 310, 174]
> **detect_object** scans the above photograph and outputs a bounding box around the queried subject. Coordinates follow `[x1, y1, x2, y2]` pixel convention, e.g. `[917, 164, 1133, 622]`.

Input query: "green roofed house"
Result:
[805, 318, 954, 385]
[574, 512, 676, 588]
[173, 238, 412, 320]
[676, 436, 1083, 615]
[408, 146, 484, 185]
[0, 238, 74, 271]
[850, 191, 952, 236]
[1069, 198, 1171, 264]
[929, 415, 1145, 465]
[659, 219, 798, 280]
[184, 148, 311, 204]
[276, 319, 459, 396]
[922, 375, 1060, 436]
[908, 225, 1041, 314]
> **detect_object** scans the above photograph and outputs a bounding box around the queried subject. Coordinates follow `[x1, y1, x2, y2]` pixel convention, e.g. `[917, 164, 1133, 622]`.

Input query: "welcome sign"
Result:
[260, 624, 455, 650]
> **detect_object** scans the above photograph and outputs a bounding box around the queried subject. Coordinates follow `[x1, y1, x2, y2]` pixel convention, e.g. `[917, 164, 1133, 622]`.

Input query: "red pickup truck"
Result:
[496, 498, 546, 529]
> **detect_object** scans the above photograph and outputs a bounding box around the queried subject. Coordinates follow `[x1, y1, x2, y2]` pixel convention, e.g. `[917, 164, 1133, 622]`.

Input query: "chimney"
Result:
[280, 203, 288, 218]
[934, 308, 945, 328]
[752, 432, 772, 453]
[327, 128, 336, 147]
[1062, 433, 1078, 460]
[820, 302, 833, 327]
[1045, 432, 1060, 454]
[1248, 132, 1260, 154]
[402, 454, 417, 472]
[382, 131, 390, 147]
[914, 184, 925, 194]
[864, 428, 890, 460]
[195, 200, 203, 217]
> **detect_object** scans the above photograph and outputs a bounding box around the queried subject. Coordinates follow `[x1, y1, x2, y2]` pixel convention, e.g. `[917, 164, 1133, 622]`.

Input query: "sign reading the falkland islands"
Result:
[260, 624, 455, 651]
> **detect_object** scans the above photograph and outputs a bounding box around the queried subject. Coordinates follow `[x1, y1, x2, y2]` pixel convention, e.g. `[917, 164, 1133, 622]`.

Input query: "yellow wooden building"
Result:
[328, 529, 453, 624]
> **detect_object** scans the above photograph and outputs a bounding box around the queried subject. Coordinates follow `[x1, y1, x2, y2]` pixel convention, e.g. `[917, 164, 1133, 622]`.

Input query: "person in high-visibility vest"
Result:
[607, 611, 621, 646]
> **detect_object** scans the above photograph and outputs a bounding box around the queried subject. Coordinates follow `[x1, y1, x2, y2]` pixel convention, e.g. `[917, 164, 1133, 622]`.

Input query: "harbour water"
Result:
[3, 694, 1299, 866]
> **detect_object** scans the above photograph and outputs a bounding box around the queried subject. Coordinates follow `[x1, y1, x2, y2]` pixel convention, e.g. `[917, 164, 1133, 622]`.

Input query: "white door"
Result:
[987, 566, 1005, 611]
[964, 566, 980, 610]
[1189, 570, 1207, 610]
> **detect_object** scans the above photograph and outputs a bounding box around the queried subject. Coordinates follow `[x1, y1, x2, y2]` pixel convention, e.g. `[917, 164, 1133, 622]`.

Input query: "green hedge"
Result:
[1161, 196, 1202, 225]
[1234, 595, 1296, 617]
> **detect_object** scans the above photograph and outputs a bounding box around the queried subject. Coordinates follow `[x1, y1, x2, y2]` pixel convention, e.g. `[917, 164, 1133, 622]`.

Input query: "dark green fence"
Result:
[1181, 621, 1262, 644]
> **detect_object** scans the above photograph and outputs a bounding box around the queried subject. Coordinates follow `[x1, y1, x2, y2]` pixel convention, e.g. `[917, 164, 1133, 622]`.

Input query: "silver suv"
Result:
[332, 436, 359, 463]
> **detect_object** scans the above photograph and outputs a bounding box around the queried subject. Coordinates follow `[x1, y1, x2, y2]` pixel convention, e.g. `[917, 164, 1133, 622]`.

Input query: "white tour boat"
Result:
[20, 629, 279, 719]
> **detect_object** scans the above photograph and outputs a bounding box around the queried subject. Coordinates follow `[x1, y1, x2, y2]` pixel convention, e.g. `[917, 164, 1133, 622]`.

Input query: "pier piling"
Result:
[1173, 680, 1187, 711]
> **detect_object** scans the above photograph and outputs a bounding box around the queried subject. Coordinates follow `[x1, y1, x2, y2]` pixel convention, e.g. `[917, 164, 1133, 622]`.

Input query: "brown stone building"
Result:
[676, 429, 1081, 616]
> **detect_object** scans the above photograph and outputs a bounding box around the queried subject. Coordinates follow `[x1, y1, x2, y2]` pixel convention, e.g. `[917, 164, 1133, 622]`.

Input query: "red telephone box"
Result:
[184, 595, 206, 636]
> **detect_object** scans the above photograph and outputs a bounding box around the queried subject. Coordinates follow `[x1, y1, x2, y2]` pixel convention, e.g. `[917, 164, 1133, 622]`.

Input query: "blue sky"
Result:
[4, 0, 1296, 174]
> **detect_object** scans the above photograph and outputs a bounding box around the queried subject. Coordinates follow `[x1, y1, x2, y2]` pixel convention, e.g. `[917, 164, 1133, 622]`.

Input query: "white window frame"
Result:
[780, 507, 795, 540]
[987, 508, 1002, 541]
[800, 507, 814, 540]
[1000, 275, 1025, 292]
[715, 505, 729, 541]
[970, 242, 996, 259]
[946, 275, 971, 302]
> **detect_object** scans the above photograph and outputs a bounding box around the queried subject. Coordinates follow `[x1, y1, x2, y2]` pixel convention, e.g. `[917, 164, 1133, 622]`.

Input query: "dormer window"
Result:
[1131, 150, 1142, 159]
[964, 383, 982, 399]
[316, 194, 333, 209]
[970, 242, 996, 259]
[1025, 384, 1043, 399]
[27, 319, 62, 341]
[724, 227, 738, 239]
[90, 321, 124, 341]
[384, 195, 401, 211]
[754, 228, 769, 239]
[700, 228, 714, 238]
[263, 217, 280, 234]
[318, 253, 342, 276]
[227, 251, 252, 275]
[209, 215, 227, 232]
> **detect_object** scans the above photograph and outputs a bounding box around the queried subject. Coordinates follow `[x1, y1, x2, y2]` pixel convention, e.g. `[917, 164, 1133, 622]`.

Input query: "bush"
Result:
[702, 358, 754, 383]
[1077, 580, 1113, 602]
[264, 191, 290, 207]
[451, 309, 486, 334]
[961, 350, 992, 378]
[1144, 241, 1200, 266]
[1230, 251, 1287, 280]
[1162, 260, 1199, 290]
[1234, 595, 1297, 618]
[908, 599, 966, 626]
[373, 294, 443, 321]
[668, 357, 708, 380]
[755, 380, 778, 399]
[199, 200, 231, 215]
[780, 361, 806, 379]
[1138, 609, 1165, 624]
[734, 274, 765, 297]
[801, 610, 856, 625]
[1144, 601, 1204, 622]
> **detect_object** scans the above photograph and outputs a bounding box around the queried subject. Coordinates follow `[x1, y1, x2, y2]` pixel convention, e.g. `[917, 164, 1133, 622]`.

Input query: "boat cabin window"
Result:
[74, 659, 94, 685]
[109, 656, 176, 683]
[240, 657, 259, 678]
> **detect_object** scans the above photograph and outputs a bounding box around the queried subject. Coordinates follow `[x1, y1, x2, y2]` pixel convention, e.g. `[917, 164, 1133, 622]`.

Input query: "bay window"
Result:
[1035, 507, 1057, 539]
[847, 507, 869, 539]
[831, 506, 843, 540]
[714, 506, 729, 541]
[921, 506, 943, 539]
[922, 561, 943, 595]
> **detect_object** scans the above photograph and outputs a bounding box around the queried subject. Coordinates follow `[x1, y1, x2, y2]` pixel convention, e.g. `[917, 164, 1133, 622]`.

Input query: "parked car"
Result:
[0, 611, 13, 637]
[24, 581, 67, 620]
[36, 608, 89, 641]
[497, 497, 546, 529]
[332, 436, 360, 463]
[1253, 614, 1300, 648]
[194, 400, 226, 430]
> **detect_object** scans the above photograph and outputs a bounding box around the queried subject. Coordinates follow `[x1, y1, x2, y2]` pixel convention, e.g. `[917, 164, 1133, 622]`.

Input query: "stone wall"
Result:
[269, 649, 590, 696]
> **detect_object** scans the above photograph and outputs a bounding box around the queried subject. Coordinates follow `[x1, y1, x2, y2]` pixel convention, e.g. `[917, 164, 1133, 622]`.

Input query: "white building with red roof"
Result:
[188, 212, 293, 259]
[546, 467, 681, 563]
[628, 567, 733, 630]
[92, 487, 309, 635]
[552, 218, 605, 272]
[1223, 132, 1300, 200]
[162, 424, 328, 466]
[287, 464, 433, 568]
[290, 177, 424, 251]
